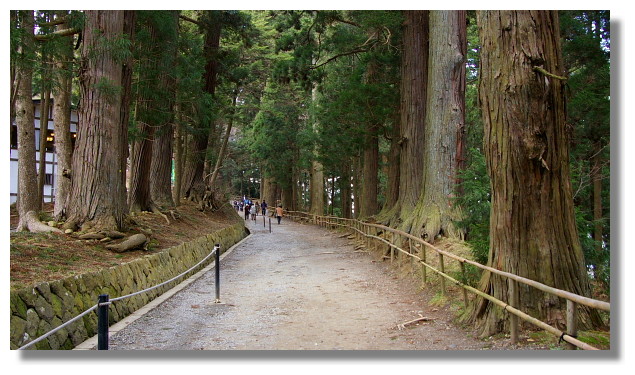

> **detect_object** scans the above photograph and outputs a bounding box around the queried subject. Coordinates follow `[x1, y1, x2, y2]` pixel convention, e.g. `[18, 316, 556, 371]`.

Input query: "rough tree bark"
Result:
[404, 10, 467, 242]
[261, 175, 278, 213]
[15, 11, 58, 233]
[377, 10, 428, 230]
[52, 12, 74, 221]
[65, 10, 135, 232]
[358, 59, 380, 219]
[359, 122, 379, 218]
[129, 11, 177, 212]
[471, 10, 604, 336]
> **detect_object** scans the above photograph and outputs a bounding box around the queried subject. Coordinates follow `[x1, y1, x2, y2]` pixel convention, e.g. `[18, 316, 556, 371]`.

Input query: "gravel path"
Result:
[105, 215, 493, 350]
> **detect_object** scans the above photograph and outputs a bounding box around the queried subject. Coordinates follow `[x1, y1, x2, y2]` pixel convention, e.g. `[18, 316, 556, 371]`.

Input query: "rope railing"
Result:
[18, 244, 222, 350]
[286, 211, 610, 350]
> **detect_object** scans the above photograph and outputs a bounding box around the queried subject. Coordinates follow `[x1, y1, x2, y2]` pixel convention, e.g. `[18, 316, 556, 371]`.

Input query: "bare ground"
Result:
[9, 201, 240, 291]
[102, 215, 549, 350]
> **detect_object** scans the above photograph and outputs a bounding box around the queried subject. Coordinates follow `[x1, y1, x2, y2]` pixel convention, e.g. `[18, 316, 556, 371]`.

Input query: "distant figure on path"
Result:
[250, 204, 257, 221]
[261, 200, 268, 216]
[244, 204, 250, 220]
[276, 205, 284, 225]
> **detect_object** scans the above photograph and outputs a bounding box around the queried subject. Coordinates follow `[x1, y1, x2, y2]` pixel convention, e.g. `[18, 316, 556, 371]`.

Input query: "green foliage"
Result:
[94, 76, 122, 103]
[456, 148, 490, 265]
[560, 10, 611, 290]
[86, 30, 133, 64]
[246, 81, 310, 189]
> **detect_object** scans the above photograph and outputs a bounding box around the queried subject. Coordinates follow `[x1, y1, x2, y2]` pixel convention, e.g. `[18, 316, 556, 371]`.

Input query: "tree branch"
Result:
[33, 28, 81, 41]
[533, 66, 567, 80]
[309, 47, 371, 70]
[179, 14, 203, 26]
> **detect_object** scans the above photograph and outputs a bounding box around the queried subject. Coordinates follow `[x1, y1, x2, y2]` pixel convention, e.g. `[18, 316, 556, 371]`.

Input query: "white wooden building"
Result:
[10, 99, 78, 204]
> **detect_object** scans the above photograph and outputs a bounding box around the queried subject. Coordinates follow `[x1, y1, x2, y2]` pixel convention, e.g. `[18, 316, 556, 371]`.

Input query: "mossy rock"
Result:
[10, 315, 27, 345]
[10, 293, 28, 320]
[34, 295, 54, 321]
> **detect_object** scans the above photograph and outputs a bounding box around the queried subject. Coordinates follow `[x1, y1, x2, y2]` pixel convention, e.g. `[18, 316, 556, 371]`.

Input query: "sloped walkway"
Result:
[102, 215, 491, 350]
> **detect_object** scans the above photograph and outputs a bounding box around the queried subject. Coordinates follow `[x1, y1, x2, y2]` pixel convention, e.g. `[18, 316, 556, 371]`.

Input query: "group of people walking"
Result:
[233, 198, 284, 224]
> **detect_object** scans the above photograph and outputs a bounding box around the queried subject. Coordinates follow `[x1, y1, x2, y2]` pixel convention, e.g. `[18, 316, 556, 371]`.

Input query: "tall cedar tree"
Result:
[52, 11, 76, 221]
[402, 10, 466, 241]
[14, 10, 60, 233]
[471, 10, 604, 336]
[65, 10, 135, 232]
[377, 10, 428, 230]
[129, 10, 178, 212]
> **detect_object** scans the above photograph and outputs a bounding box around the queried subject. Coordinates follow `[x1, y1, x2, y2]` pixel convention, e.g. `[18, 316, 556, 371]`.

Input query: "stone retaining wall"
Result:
[9, 222, 247, 350]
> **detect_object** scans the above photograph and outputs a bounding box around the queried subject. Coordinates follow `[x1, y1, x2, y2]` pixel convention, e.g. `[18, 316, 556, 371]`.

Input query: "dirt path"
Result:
[105, 215, 493, 350]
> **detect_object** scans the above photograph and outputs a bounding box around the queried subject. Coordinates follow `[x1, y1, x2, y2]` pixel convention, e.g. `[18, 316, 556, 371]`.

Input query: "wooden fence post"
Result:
[420, 245, 427, 284]
[566, 300, 578, 350]
[509, 279, 519, 345]
[438, 253, 445, 295]
[390, 232, 395, 264]
[408, 239, 414, 270]
[460, 262, 469, 307]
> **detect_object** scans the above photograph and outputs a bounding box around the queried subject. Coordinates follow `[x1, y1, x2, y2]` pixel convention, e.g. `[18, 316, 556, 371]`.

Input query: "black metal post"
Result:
[263, 214, 265, 227]
[269, 217, 271, 233]
[97, 294, 109, 350]
[214, 244, 221, 303]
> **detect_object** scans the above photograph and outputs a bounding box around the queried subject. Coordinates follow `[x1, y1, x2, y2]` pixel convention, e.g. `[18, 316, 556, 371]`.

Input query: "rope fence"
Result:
[18, 244, 222, 350]
[286, 211, 610, 351]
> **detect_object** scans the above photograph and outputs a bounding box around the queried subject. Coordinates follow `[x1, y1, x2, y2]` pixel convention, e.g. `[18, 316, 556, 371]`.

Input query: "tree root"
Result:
[150, 205, 170, 225]
[106, 233, 149, 253]
[17, 211, 64, 234]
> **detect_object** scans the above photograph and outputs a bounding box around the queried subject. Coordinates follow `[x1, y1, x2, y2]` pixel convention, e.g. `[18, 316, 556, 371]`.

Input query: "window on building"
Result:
[10, 125, 17, 149]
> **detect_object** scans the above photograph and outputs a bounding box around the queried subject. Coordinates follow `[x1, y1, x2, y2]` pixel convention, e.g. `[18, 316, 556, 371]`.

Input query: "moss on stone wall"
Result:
[10, 222, 247, 350]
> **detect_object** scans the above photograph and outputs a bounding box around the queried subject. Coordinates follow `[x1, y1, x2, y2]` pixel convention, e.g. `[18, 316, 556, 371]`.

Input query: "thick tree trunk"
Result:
[262, 175, 277, 214]
[128, 118, 154, 212]
[150, 123, 175, 209]
[129, 11, 177, 212]
[65, 10, 133, 232]
[359, 122, 379, 218]
[405, 10, 467, 241]
[52, 14, 74, 221]
[281, 178, 293, 210]
[378, 10, 428, 229]
[15, 10, 41, 231]
[472, 10, 604, 336]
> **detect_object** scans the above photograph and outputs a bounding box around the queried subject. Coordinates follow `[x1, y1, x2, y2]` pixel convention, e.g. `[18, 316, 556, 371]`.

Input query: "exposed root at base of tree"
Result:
[105, 233, 149, 253]
[17, 211, 63, 234]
